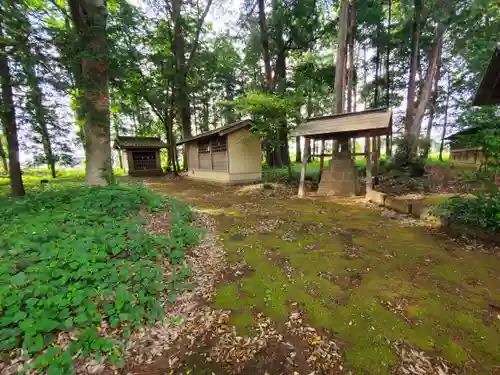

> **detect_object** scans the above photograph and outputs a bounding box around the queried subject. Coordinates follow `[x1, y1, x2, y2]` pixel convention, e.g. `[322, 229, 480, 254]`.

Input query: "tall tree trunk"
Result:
[295, 136, 301, 162]
[201, 97, 209, 132]
[385, 0, 391, 108]
[258, 0, 272, 91]
[405, 0, 422, 132]
[439, 73, 451, 162]
[373, 23, 381, 108]
[171, 0, 191, 138]
[0, 133, 8, 172]
[363, 44, 367, 109]
[69, 0, 112, 186]
[19, 38, 56, 178]
[411, 27, 444, 145]
[0, 26, 24, 196]
[346, 0, 356, 112]
[112, 112, 123, 169]
[334, 0, 349, 115]
[422, 57, 441, 159]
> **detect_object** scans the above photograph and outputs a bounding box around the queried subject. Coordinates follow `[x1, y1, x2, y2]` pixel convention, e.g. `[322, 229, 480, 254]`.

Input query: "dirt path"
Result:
[138, 177, 500, 375]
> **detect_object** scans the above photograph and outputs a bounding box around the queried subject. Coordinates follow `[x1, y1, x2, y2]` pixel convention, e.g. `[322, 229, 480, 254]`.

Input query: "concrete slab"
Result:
[365, 190, 387, 206]
[385, 197, 411, 214]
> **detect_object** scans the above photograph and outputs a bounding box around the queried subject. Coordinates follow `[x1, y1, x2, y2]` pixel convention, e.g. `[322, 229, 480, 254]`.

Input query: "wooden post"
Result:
[366, 137, 373, 193]
[385, 134, 390, 158]
[298, 136, 309, 198]
[372, 136, 379, 177]
[319, 139, 325, 182]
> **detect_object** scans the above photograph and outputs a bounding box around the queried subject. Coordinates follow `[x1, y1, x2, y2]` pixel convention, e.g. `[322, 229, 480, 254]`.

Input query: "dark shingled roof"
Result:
[444, 127, 481, 140]
[177, 119, 252, 145]
[114, 136, 168, 149]
[473, 44, 500, 106]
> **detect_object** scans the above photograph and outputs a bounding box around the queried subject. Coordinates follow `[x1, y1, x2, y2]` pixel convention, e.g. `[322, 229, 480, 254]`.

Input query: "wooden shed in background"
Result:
[114, 136, 168, 176]
[292, 108, 392, 197]
[178, 119, 262, 184]
[445, 128, 487, 164]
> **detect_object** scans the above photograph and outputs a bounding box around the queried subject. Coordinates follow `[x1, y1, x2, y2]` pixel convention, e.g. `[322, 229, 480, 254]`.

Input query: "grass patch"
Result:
[0, 183, 198, 373]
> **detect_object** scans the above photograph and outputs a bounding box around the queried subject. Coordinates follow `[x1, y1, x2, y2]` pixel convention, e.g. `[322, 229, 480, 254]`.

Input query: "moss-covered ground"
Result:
[148, 178, 500, 374]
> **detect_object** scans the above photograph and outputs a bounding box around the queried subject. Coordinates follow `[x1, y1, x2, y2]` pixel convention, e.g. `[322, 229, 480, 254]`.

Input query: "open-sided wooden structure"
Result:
[177, 119, 262, 184]
[114, 136, 168, 176]
[291, 108, 392, 197]
[473, 44, 500, 106]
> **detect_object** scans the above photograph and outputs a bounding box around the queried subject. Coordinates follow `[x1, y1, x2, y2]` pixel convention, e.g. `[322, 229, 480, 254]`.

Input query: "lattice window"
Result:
[133, 151, 157, 170]
[198, 141, 210, 154]
[210, 136, 227, 153]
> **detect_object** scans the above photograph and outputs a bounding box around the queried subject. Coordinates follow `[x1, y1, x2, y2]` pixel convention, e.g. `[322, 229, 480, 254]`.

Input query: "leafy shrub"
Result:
[435, 191, 500, 232]
[0, 184, 198, 373]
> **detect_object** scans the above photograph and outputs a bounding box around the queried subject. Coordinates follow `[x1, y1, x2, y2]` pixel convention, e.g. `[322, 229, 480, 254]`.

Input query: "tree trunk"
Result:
[258, 0, 272, 91]
[422, 57, 441, 159]
[334, 0, 349, 114]
[171, 0, 191, 138]
[69, 0, 112, 186]
[363, 44, 367, 109]
[411, 26, 444, 150]
[0, 27, 24, 195]
[373, 24, 381, 108]
[405, 0, 422, 132]
[439, 73, 451, 161]
[201, 97, 209, 132]
[19, 37, 56, 178]
[346, 0, 356, 112]
[295, 136, 301, 162]
[0, 133, 8, 172]
[385, 0, 392, 108]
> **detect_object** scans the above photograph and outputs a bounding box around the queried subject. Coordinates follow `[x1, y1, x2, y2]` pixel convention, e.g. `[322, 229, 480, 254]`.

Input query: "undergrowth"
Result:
[436, 190, 500, 232]
[0, 184, 198, 374]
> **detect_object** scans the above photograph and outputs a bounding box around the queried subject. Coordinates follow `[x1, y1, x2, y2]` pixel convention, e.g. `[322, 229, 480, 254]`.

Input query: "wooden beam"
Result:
[298, 136, 309, 198]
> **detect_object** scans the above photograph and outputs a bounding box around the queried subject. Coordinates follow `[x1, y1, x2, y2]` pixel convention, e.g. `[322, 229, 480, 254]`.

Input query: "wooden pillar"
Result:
[319, 139, 325, 182]
[385, 134, 390, 158]
[366, 138, 373, 193]
[372, 136, 379, 178]
[298, 136, 310, 198]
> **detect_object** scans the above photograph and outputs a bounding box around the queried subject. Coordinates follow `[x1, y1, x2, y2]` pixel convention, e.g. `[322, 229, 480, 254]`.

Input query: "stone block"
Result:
[365, 190, 387, 206]
[385, 197, 411, 214]
[410, 200, 426, 217]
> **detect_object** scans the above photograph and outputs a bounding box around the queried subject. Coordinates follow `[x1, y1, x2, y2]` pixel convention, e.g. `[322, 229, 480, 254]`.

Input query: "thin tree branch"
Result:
[186, 0, 213, 71]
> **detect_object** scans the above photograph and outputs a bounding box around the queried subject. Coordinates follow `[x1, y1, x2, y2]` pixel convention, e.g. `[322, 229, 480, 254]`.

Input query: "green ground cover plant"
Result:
[0, 184, 198, 374]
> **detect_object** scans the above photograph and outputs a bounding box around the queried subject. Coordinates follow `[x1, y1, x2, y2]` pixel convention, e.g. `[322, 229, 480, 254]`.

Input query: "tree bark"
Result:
[385, 0, 392, 108]
[373, 24, 381, 108]
[19, 38, 56, 178]
[258, 0, 272, 91]
[295, 136, 301, 162]
[69, 0, 112, 186]
[334, 0, 349, 114]
[0, 26, 24, 196]
[171, 0, 190, 138]
[422, 56, 441, 159]
[411, 26, 445, 149]
[201, 97, 209, 132]
[346, 0, 356, 112]
[405, 0, 422, 132]
[439, 73, 451, 161]
[0, 133, 8, 172]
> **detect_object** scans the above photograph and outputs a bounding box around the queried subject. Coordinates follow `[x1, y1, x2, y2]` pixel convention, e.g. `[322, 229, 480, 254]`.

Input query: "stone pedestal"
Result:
[317, 153, 357, 196]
